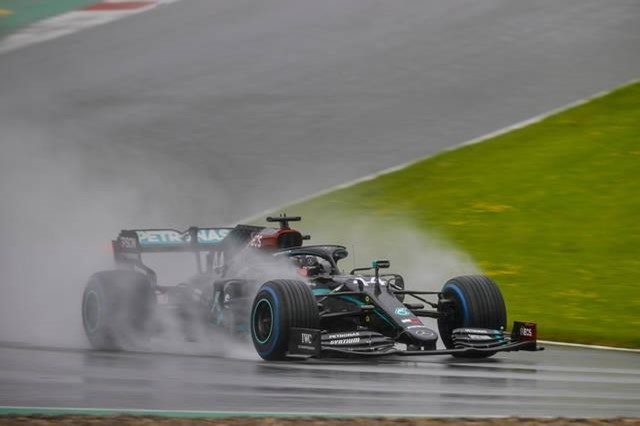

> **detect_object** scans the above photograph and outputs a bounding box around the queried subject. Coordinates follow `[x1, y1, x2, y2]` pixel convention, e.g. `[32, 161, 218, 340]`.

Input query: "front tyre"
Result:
[82, 270, 156, 351]
[250, 279, 319, 361]
[437, 275, 506, 358]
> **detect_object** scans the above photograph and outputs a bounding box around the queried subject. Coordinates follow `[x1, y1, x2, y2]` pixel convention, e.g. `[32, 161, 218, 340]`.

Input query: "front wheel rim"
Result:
[252, 298, 274, 344]
[83, 290, 100, 333]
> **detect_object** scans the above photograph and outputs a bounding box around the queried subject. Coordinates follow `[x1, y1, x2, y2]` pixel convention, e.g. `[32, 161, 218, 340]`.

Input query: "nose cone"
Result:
[407, 326, 438, 347]
[409, 326, 437, 339]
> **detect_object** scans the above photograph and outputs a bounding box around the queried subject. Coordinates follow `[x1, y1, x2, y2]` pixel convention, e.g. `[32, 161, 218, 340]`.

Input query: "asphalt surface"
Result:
[1, 0, 640, 418]
[1, 342, 639, 417]
[2, 0, 640, 225]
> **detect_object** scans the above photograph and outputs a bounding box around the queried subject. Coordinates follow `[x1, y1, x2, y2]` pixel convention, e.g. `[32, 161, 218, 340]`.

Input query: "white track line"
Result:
[538, 340, 640, 353]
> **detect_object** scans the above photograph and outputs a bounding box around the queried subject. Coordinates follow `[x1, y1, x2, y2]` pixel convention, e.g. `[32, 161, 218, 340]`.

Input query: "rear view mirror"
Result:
[372, 260, 390, 269]
[333, 249, 349, 261]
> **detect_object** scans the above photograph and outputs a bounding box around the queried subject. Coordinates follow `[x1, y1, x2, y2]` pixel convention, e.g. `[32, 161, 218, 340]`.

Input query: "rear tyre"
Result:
[437, 275, 506, 358]
[250, 279, 319, 361]
[82, 270, 156, 351]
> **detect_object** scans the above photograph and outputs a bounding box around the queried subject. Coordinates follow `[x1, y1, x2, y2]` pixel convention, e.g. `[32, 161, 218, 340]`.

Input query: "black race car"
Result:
[82, 215, 542, 359]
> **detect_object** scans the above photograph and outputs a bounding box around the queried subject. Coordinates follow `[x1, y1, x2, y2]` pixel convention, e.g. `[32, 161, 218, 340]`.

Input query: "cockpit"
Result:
[275, 245, 349, 276]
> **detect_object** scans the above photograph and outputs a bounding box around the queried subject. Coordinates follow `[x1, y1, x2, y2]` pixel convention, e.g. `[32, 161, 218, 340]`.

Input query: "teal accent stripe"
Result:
[0, 406, 305, 418]
[0, 406, 510, 419]
[338, 294, 364, 306]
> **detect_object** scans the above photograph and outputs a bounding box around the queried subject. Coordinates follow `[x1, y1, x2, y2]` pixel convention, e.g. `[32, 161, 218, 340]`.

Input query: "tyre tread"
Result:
[437, 275, 506, 358]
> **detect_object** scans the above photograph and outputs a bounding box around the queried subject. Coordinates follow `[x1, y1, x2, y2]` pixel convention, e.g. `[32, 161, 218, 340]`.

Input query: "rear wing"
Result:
[112, 215, 308, 280]
[114, 225, 263, 254]
[113, 225, 264, 273]
[114, 227, 230, 253]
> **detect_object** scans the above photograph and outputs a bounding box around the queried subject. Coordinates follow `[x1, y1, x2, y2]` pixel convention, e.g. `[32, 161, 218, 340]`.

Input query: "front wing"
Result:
[287, 321, 543, 358]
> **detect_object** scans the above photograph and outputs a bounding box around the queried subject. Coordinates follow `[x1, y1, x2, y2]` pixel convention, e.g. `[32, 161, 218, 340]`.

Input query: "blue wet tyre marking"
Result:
[444, 283, 469, 326]
[254, 285, 280, 358]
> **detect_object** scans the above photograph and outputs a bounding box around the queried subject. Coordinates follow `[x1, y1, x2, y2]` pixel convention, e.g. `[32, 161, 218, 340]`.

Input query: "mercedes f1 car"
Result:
[82, 215, 542, 359]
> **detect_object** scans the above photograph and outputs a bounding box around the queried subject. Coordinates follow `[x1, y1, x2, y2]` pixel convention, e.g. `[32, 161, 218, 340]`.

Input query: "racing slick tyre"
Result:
[437, 275, 506, 358]
[250, 279, 320, 361]
[82, 270, 156, 351]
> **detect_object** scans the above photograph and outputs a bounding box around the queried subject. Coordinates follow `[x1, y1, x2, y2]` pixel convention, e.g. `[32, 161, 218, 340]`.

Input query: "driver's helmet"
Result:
[292, 255, 327, 277]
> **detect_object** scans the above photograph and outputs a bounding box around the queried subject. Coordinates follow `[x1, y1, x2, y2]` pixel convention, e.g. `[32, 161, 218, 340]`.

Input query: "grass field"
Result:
[280, 81, 640, 348]
[0, 0, 98, 38]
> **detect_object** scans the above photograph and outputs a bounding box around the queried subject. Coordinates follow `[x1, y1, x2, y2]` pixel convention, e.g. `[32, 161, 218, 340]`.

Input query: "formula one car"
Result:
[81, 215, 542, 359]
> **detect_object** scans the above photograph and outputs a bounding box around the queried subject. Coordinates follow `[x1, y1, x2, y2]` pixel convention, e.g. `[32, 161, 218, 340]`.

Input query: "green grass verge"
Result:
[0, 0, 98, 38]
[282, 81, 640, 348]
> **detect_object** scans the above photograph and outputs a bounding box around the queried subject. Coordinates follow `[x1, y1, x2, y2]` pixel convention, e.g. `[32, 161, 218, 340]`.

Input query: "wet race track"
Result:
[1, 0, 640, 418]
[2, 0, 640, 224]
[1, 342, 639, 417]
